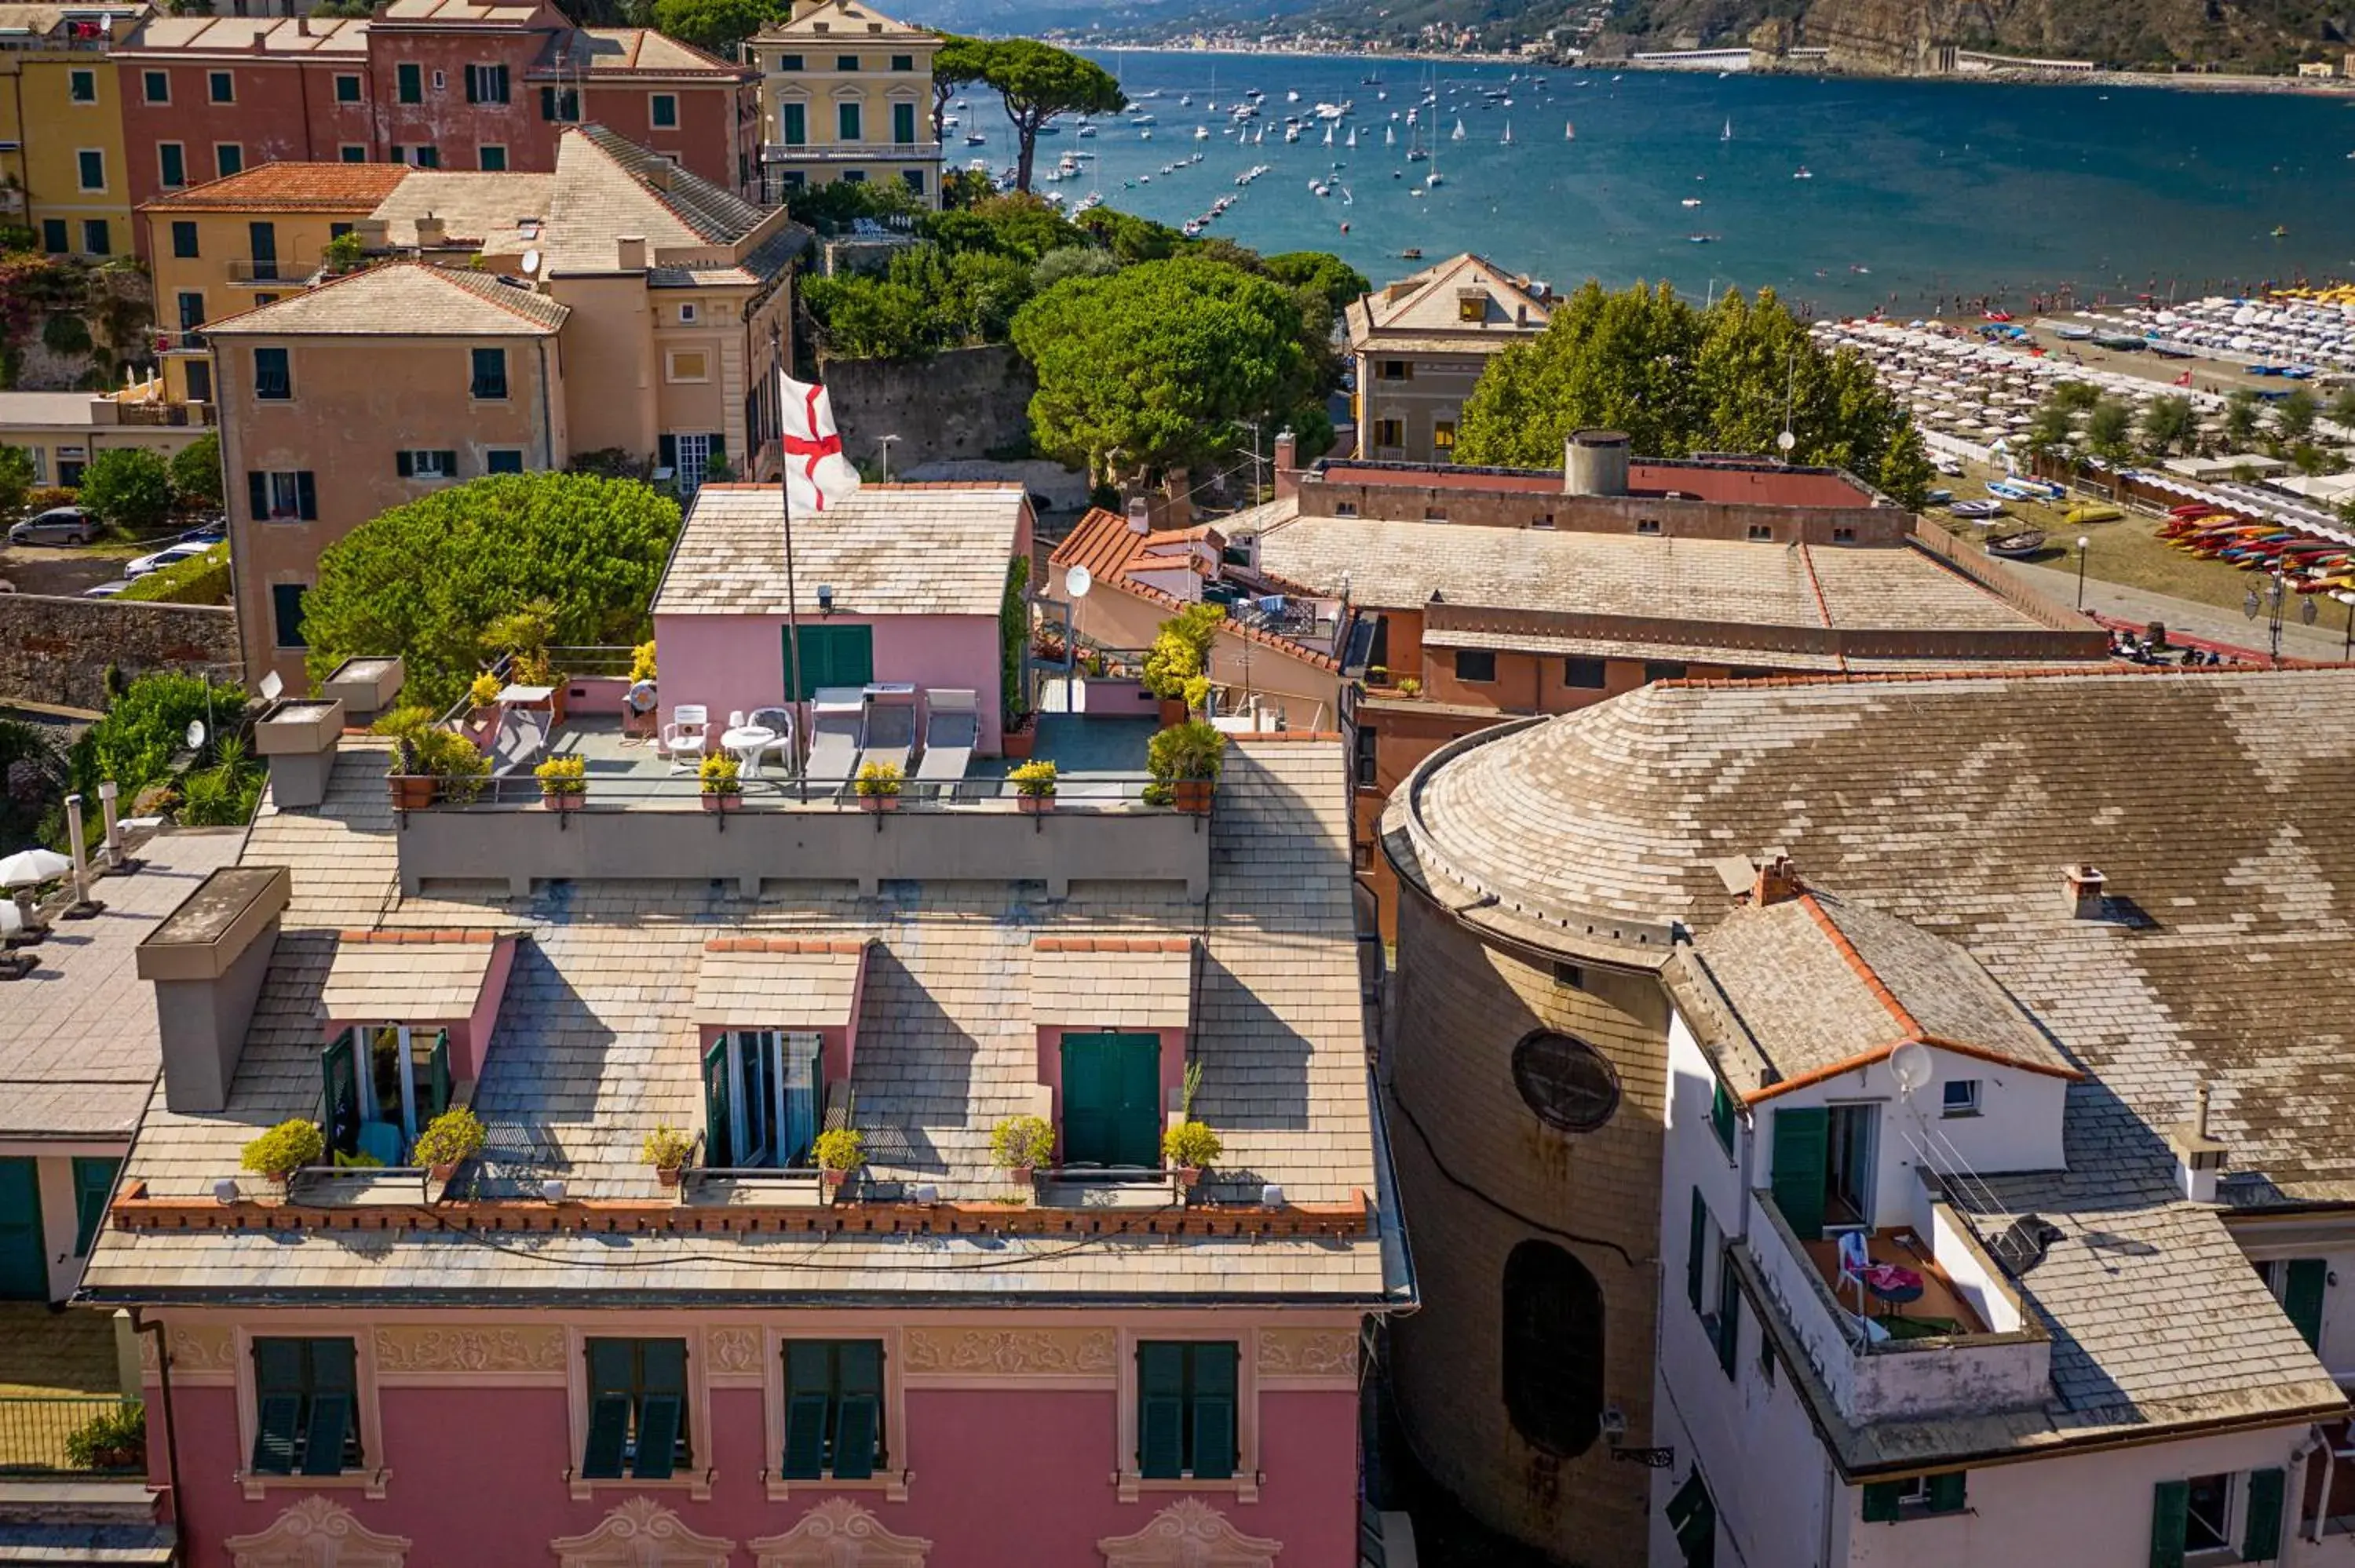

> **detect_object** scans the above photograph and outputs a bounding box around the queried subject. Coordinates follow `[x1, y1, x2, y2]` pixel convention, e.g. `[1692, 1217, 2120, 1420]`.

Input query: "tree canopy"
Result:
[0, 445, 32, 522]
[301, 472, 681, 708]
[1455, 283, 1930, 506]
[169, 431, 221, 509]
[1011, 257, 1308, 486]
[650, 0, 774, 56]
[968, 38, 1124, 193]
[78, 448, 174, 532]
[932, 34, 989, 142]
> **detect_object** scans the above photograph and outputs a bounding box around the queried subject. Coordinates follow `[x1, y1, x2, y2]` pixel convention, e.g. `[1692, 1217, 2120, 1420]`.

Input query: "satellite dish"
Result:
[1888, 1039, 1935, 1097]
[520, 248, 541, 276]
[184, 720, 206, 749]
[1064, 564, 1093, 600]
[1776, 429, 1797, 453]
[259, 671, 284, 702]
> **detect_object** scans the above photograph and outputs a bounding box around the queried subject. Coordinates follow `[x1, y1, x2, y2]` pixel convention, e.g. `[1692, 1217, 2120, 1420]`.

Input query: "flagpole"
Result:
[780, 370, 807, 804]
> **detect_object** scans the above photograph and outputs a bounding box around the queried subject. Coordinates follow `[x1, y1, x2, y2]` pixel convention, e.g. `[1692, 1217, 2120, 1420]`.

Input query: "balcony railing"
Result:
[226, 257, 307, 284]
[759, 140, 942, 163]
[0, 1397, 143, 1475]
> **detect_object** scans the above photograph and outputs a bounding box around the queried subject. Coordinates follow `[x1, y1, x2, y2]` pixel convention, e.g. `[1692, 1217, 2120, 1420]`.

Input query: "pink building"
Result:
[83, 589, 1405, 1565]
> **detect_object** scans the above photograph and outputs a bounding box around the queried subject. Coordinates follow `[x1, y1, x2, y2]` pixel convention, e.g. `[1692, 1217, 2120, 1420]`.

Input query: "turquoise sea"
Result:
[946, 52, 2355, 314]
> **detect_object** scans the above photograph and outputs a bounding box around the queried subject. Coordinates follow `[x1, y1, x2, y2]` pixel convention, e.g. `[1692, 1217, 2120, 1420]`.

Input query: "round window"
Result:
[1511, 1031, 1620, 1132]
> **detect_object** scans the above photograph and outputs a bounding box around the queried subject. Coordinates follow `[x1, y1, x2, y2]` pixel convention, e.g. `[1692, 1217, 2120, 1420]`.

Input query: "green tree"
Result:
[1011, 257, 1305, 486]
[2050, 381, 2103, 414]
[2139, 394, 2197, 458]
[2274, 387, 2319, 444]
[0, 444, 32, 521]
[300, 472, 681, 708]
[168, 431, 221, 509]
[2224, 388, 2263, 447]
[2082, 396, 2135, 464]
[650, 0, 772, 56]
[932, 34, 991, 143]
[2329, 387, 2355, 429]
[920, 192, 1083, 263]
[76, 447, 173, 532]
[2025, 395, 2077, 458]
[1261, 251, 1371, 321]
[68, 670, 239, 805]
[0, 717, 66, 848]
[1075, 206, 1188, 264]
[1031, 245, 1122, 292]
[973, 38, 1124, 194]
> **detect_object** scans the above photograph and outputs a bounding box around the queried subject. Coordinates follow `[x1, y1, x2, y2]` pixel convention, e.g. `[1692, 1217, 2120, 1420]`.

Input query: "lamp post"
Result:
[2074, 535, 2090, 611]
[877, 434, 900, 484]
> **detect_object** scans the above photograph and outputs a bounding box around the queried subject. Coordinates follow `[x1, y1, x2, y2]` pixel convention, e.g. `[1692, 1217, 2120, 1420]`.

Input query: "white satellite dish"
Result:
[1888, 1039, 1935, 1097]
[520, 248, 541, 276]
[184, 720, 206, 749]
[1064, 564, 1093, 600]
[259, 670, 283, 702]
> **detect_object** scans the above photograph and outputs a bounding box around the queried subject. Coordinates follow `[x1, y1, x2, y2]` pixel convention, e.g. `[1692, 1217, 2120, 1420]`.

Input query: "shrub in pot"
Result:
[411, 1107, 487, 1181]
[1161, 1120, 1223, 1187]
[1147, 720, 1226, 815]
[64, 1403, 144, 1471]
[699, 752, 742, 811]
[989, 1114, 1054, 1183]
[814, 1128, 867, 1195]
[1010, 760, 1057, 813]
[535, 753, 586, 809]
[854, 761, 903, 811]
[374, 706, 489, 808]
[643, 1124, 694, 1187]
[240, 1119, 324, 1188]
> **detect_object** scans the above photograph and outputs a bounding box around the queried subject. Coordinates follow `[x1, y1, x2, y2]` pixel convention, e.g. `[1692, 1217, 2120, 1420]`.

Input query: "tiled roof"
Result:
[539, 26, 748, 76]
[571, 123, 768, 244]
[653, 483, 1026, 618]
[0, 830, 245, 1141]
[692, 937, 866, 1028]
[372, 0, 550, 25]
[1348, 252, 1550, 350]
[368, 170, 557, 250]
[319, 930, 504, 1020]
[1031, 938, 1193, 1029]
[753, 0, 930, 42]
[120, 13, 367, 56]
[1052, 507, 1342, 673]
[199, 261, 569, 337]
[524, 126, 780, 277]
[140, 163, 407, 213]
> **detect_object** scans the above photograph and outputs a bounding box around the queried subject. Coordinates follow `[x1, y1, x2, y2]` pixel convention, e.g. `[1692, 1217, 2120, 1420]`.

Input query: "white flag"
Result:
[779, 371, 862, 513]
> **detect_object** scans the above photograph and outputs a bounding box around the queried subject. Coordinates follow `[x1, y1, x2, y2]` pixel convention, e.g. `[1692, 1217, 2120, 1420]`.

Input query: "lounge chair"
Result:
[487, 709, 550, 778]
[860, 688, 917, 778]
[915, 689, 977, 790]
[659, 705, 709, 775]
[804, 689, 865, 789]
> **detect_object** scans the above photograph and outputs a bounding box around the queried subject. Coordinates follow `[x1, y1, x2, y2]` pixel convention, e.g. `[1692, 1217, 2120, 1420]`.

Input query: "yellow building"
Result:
[1347, 253, 1554, 464]
[0, 3, 142, 259]
[747, 0, 940, 206]
[0, 385, 206, 491]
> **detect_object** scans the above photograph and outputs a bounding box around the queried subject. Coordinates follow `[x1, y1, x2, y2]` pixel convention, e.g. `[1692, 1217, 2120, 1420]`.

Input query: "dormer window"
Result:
[319, 929, 516, 1165]
[319, 1025, 450, 1162]
[693, 937, 869, 1174]
[703, 1030, 822, 1168]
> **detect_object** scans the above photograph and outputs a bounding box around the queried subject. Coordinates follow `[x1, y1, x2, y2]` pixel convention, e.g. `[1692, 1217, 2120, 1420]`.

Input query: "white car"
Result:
[123, 542, 214, 579]
[82, 581, 128, 598]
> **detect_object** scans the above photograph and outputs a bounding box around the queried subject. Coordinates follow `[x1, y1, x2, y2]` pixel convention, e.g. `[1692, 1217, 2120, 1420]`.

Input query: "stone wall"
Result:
[821, 344, 1036, 472]
[0, 594, 240, 711]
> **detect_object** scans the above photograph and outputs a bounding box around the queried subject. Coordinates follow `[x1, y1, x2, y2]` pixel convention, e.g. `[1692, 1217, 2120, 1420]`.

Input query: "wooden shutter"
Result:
[1061, 1035, 1111, 1167]
[70, 1158, 117, 1257]
[540, 85, 555, 119]
[2242, 1467, 2285, 1563]
[1769, 1106, 1830, 1241]
[1136, 1342, 1185, 1479]
[437, 450, 458, 477]
[299, 1392, 351, 1475]
[1714, 1254, 1740, 1377]
[1710, 1081, 1736, 1153]
[703, 1037, 732, 1167]
[1861, 1481, 1902, 1523]
[1926, 1471, 1967, 1514]
[782, 1394, 829, 1478]
[2283, 1259, 2326, 1349]
[1188, 1343, 1237, 1480]
[248, 471, 268, 522]
[251, 1394, 303, 1475]
[428, 1032, 451, 1118]
[1685, 1188, 1706, 1314]
[1667, 1469, 1715, 1567]
[464, 64, 478, 102]
[396, 450, 414, 478]
[294, 471, 316, 520]
[581, 1394, 630, 1479]
[658, 433, 677, 469]
[834, 1341, 881, 1478]
[2149, 1479, 2189, 1568]
[632, 1394, 681, 1479]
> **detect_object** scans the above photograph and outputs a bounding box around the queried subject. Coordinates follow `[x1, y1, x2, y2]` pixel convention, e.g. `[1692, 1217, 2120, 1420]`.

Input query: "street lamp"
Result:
[877, 434, 900, 484]
[2074, 535, 2090, 611]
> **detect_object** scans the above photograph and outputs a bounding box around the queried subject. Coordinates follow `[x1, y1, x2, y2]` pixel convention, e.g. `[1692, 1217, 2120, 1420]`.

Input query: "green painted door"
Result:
[0, 1159, 48, 1300]
[783, 624, 875, 699]
[1061, 1033, 1161, 1169]
[1770, 1106, 1830, 1242]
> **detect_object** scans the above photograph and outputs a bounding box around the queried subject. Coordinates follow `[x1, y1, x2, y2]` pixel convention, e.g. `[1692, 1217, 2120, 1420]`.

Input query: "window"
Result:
[1552, 961, 1584, 990]
[780, 1340, 885, 1480]
[1862, 1471, 1968, 1523]
[187, 359, 211, 403]
[465, 140, 502, 170]
[1747, 523, 1774, 542]
[1565, 655, 1607, 689]
[900, 168, 923, 195]
[890, 52, 913, 70]
[1511, 1031, 1620, 1133]
[486, 449, 524, 475]
[1502, 1241, 1603, 1457]
[1059, 1032, 1159, 1169]
[666, 349, 710, 383]
[2152, 1470, 2287, 1565]
[41, 220, 66, 254]
[1636, 518, 1663, 536]
[840, 170, 865, 184]
[540, 85, 580, 122]
[1666, 1468, 1716, 1568]
[1940, 1079, 1980, 1118]
[254, 294, 277, 307]
[176, 291, 204, 330]
[780, 102, 807, 144]
[1685, 1189, 1739, 1375]
[396, 62, 422, 103]
[651, 92, 677, 127]
[208, 69, 233, 104]
[69, 67, 95, 102]
[247, 219, 278, 279]
[170, 221, 199, 259]
[159, 142, 186, 188]
[250, 1338, 360, 1476]
[1832, 525, 1857, 543]
[581, 1339, 690, 1481]
[81, 220, 109, 255]
[779, 53, 804, 70]
[1709, 1079, 1737, 1155]
[1433, 418, 1458, 449]
[76, 149, 104, 191]
[396, 450, 458, 480]
[835, 53, 860, 71]
[837, 101, 862, 140]
[470, 347, 508, 400]
[246, 470, 316, 521]
[1532, 512, 1556, 529]
[71, 1157, 119, 1258]
[1136, 1342, 1237, 1481]
[143, 69, 168, 104]
[1332, 501, 1356, 518]
[411, 144, 440, 169]
[1422, 505, 1448, 521]
[1352, 722, 1376, 788]
[2258, 1258, 2328, 1349]
[1644, 661, 1688, 683]
[465, 63, 508, 104]
[891, 100, 915, 144]
[271, 583, 309, 649]
[1371, 418, 1403, 450]
[215, 144, 243, 177]
[702, 1030, 820, 1169]
[677, 302, 699, 324]
[334, 72, 361, 103]
[1377, 359, 1409, 381]
[341, 144, 367, 162]
[1453, 648, 1496, 684]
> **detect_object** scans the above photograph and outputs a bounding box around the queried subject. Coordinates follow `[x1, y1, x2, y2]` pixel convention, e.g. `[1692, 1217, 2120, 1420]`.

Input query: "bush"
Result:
[533, 754, 586, 795]
[0, 444, 31, 520]
[23, 486, 77, 512]
[1141, 603, 1223, 700]
[168, 432, 221, 508]
[1031, 244, 1121, 293]
[854, 760, 902, 797]
[371, 706, 490, 800]
[118, 542, 228, 604]
[642, 1124, 694, 1169]
[69, 670, 239, 805]
[240, 1119, 324, 1180]
[989, 1114, 1055, 1170]
[0, 717, 66, 848]
[1009, 759, 1057, 797]
[786, 177, 922, 236]
[173, 735, 261, 826]
[76, 448, 173, 533]
[1148, 720, 1225, 784]
[813, 1127, 866, 1172]
[64, 1402, 144, 1471]
[41, 313, 90, 356]
[698, 752, 740, 795]
[1161, 1120, 1222, 1169]
[412, 1107, 487, 1167]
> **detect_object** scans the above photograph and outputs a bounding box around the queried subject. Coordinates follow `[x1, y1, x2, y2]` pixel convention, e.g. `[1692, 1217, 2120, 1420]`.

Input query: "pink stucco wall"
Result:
[652, 613, 1008, 759]
[316, 937, 514, 1087]
[148, 1344, 1356, 1566]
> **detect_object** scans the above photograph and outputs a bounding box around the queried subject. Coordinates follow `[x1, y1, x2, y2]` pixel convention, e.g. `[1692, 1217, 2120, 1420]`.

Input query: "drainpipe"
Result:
[536, 337, 555, 471]
[130, 1310, 185, 1545]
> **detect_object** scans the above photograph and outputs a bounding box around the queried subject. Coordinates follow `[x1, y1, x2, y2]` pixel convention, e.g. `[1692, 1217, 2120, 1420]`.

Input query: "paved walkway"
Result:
[2006, 559, 2355, 662]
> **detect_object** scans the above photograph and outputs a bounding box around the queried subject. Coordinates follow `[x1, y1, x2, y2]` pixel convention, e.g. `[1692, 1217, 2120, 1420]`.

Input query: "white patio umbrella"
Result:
[0, 848, 71, 888]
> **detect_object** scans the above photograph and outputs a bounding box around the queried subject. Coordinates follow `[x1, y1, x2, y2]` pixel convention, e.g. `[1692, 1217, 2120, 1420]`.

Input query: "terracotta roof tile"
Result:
[142, 162, 410, 213]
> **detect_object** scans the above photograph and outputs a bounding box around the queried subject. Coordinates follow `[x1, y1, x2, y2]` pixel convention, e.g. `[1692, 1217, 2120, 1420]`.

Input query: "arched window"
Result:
[1511, 1030, 1621, 1133]
[1502, 1240, 1605, 1457]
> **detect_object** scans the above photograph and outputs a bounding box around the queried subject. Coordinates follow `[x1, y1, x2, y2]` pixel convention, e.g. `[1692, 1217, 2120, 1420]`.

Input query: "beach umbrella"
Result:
[0, 849, 70, 888]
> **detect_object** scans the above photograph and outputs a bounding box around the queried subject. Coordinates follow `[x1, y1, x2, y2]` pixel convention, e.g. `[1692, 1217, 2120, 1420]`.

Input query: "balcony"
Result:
[758, 140, 942, 164]
[225, 257, 309, 285]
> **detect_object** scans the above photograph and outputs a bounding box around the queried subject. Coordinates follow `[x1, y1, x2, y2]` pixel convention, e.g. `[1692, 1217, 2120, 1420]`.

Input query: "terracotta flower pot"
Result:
[429, 1161, 458, 1185]
[1017, 793, 1054, 815]
[1174, 1165, 1203, 1188]
[1001, 725, 1036, 760]
[389, 775, 435, 811]
[1174, 779, 1214, 815]
[655, 1164, 682, 1188]
[1158, 697, 1188, 729]
[859, 794, 900, 813]
[542, 791, 583, 811]
[822, 1169, 851, 1199]
[1007, 1165, 1034, 1185]
[700, 793, 741, 813]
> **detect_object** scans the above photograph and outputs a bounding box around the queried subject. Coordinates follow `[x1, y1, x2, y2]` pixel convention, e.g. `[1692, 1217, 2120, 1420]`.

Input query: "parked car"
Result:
[176, 523, 227, 546]
[123, 541, 214, 578]
[82, 581, 127, 598]
[8, 506, 99, 546]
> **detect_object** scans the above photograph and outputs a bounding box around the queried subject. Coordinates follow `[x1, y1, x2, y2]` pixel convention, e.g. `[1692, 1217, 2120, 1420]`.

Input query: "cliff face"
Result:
[1605, 0, 2348, 67]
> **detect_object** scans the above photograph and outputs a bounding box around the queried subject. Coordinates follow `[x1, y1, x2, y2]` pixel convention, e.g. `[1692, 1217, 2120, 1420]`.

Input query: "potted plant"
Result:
[629, 640, 658, 684]
[1010, 759, 1058, 814]
[1001, 712, 1039, 761]
[1141, 603, 1225, 728]
[1147, 720, 1226, 815]
[64, 1402, 144, 1472]
[643, 1125, 694, 1187]
[240, 1119, 324, 1193]
[699, 752, 743, 812]
[374, 706, 490, 808]
[1396, 676, 1423, 698]
[855, 761, 903, 811]
[411, 1106, 486, 1183]
[1162, 1120, 1223, 1188]
[535, 754, 586, 810]
[466, 670, 504, 720]
[989, 1114, 1055, 1184]
[814, 1128, 866, 1197]
[484, 603, 568, 724]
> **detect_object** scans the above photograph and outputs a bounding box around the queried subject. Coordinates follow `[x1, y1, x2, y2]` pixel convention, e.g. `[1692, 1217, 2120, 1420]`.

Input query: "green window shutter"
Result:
[299, 1391, 351, 1475]
[71, 1157, 119, 1256]
[1189, 1344, 1237, 1479]
[1770, 1106, 1830, 1241]
[1137, 1342, 1186, 1479]
[1927, 1471, 1967, 1514]
[296, 471, 317, 520]
[251, 1394, 302, 1475]
[708, 432, 725, 465]
[308, 1337, 356, 1396]
[640, 1338, 687, 1396]
[1686, 1187, 1707, 1315]
[586, 1339, 634, 1401]
[783, 102, 805, 144]
[438, 450, 458, 476]
[2242, 1466, 2285, 1562]
[396, 450, 414, 479]
[249, 471, 269, 523]
[581, 1394, 630, 1479]
[428, 1032, 451, 1118]
[2283, 1258, 2326, 1350]
[540, 85, 557, 119]
[832, 1394, 878, 1479]
[632, 1393, 681, 1479]
[252, 1338, 305, 1395]
[397, 62, 420, 102]
[1667, 1470, 1716, 1568]
[1862, 1481, 1903, 1524]
[2150, 1478, 2189, 1568]
[703, 1037, 732, 1167]
[1710, 1080, 1736, 1154]
[782, 1391, 830, 1478]
[1665, 1468, 1707, 1530]
[1714, 1256, 1740, 1377]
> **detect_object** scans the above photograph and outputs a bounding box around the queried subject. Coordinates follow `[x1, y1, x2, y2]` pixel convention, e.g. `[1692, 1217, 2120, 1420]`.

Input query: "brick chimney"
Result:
[2062, 863, 2106, 919]
[1752, 851, 1802, 907]
[135, 867, 292, 1114]
[1273, 427, 1298, 501]
[2168, 1082, 2228, 1202]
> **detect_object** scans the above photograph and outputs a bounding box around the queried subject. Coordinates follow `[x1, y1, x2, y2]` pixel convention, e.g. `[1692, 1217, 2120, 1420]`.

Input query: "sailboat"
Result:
[1451, 119, 1466, 141]
[1426, 126, 1443, 188]
[1346, 126, 1358, 148]
[1324, 122, 1334, 146]
[1385, 124, 1395, 147]
[1565, 120, 1575, 140]
[1721, 117, 1732, 142]
[1501, 120, 1513, 146]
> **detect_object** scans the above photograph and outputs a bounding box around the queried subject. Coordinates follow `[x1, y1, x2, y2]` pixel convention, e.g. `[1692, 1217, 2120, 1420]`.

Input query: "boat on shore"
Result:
[1985, 529, 2047, 558]
[1948, 499, 2006, 520]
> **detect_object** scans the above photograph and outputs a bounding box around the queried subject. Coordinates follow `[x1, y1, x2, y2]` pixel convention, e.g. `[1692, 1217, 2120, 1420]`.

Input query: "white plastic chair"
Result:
[661, 704, 710, 774]
[746, 706, 795, 778]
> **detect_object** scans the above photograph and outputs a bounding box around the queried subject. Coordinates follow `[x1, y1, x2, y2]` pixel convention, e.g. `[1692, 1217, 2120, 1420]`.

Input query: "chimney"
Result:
[1273, 426, 1298, 502]
[1125, 497, 1152, 535]
[2062, 863, 2106, 919]
[295, 13, 309, 33]
[1516, 301, 1528, 327]
[353, 217, 389, 251]
[136, 867, 292, 1114]
[2168, 1083, 2229, 1202]
[319, 655, 404, 727]
[1751, 850, 1802, 907]
[413, 213, 447, 250]
[251, 698, 344, 810]
[616, 235, 648, 271]
[1565, 428, 1630, 498]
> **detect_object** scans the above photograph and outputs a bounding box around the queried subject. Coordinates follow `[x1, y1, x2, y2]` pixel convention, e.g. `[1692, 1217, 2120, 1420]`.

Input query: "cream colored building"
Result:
[1348, 253, 1552, 463]
[0, 385, 208, 491]
[746, 0, 941, 206]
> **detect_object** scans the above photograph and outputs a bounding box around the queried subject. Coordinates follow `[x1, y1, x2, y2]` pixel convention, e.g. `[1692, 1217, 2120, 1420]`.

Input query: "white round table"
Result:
[720, 724, 780, 774]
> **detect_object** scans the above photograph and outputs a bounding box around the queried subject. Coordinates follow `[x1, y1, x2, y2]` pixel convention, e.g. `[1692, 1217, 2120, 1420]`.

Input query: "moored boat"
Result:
[1986, 529, 2047, 558]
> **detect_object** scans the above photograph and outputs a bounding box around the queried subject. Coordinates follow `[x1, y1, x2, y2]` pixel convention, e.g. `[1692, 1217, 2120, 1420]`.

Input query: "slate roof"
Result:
[753, 0, 930, 42]
[1348, 253, 1551, 352]
[83, 735, 1393, 1306]
[199, 261, 569, 336]
[653, 483, 1027, 619]
[1031, 937, 1194, 1029]
[0, 830, 245, 1142]
[319, 930, 502, 1021]
[141, 163, 409, 213]
[539, 27, 747, 77]
[367, 171, 558, 251]
[119, 13, 368, 57]
[692, 937, 866, 1029]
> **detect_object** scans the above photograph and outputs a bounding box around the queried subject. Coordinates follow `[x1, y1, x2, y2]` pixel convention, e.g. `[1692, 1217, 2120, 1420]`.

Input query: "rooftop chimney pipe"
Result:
[1565, 428, 1630, 498]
